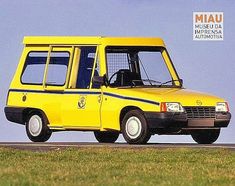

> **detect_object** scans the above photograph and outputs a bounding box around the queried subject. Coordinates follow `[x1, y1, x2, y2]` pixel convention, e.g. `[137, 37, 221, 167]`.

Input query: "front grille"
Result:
[184, 107, 215, 119]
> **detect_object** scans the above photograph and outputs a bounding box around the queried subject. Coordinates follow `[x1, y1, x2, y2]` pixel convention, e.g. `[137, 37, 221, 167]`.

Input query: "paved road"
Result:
[0, 142, 235, 151]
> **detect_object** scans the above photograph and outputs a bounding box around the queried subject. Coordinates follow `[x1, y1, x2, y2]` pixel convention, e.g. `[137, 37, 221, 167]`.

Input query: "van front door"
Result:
[62, 46, 101, 129]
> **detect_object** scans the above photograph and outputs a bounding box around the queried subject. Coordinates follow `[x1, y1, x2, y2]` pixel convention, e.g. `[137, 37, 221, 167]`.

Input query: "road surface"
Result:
[0, 142, 235, 151]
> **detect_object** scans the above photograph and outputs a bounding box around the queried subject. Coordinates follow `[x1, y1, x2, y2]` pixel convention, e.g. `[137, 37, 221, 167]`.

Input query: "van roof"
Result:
[23, 36, 165, 47]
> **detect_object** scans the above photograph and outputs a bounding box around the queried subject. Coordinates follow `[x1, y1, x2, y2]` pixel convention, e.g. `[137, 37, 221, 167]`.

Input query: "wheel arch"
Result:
[22, 108, 49, 125]
[119, 106, 143, 126]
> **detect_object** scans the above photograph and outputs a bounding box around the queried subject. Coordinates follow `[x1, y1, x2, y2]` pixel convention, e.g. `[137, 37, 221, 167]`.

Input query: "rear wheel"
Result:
[191, 129, 220, 144]
[94, 131, 119, 143]
[26, 113, 52, 142]
[122, 110, 151, 144]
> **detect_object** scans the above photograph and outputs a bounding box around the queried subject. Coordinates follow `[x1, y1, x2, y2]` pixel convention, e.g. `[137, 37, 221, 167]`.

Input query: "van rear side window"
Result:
[46, 52, 70, 86]
[21, 52, 48, 84]
[21, 51, 70, 85]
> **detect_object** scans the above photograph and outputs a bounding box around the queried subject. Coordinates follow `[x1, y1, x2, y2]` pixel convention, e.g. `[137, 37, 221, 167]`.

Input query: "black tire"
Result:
[94, 131, 119, 143]
[191, 129, 220, 144]
[26, 112, 52, 142]
[121, 109, 151, 144]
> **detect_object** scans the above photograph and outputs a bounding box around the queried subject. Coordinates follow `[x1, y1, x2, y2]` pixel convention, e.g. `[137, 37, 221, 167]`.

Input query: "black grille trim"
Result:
[184, 107, 216, 119]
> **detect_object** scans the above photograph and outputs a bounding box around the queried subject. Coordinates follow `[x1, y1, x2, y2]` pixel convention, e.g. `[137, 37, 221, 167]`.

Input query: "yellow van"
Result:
[5, 36, 231, 144]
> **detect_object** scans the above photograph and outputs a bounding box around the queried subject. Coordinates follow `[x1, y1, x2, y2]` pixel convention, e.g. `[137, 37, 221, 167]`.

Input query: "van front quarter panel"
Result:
[5, 36, 231, 144]
[100, 87, 160, 131]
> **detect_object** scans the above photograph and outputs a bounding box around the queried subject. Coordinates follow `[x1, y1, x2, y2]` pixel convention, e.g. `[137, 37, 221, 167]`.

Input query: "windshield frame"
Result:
[104, 46, 182, 88]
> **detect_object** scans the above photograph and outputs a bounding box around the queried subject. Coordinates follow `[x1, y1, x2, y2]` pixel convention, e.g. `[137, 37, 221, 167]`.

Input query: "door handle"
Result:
[22, 93, 27, 102]
[98, 95, 102, 103]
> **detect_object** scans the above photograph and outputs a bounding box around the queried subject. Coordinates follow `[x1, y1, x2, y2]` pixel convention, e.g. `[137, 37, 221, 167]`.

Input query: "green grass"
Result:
[0, 147, 235, 186]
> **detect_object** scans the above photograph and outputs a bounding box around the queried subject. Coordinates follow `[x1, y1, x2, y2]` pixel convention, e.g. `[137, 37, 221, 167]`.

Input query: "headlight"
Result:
[160, 102, 184, 112]
[216, 102, 229, 112]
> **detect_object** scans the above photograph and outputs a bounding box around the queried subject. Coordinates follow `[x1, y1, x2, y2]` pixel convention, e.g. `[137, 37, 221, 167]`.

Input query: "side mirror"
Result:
[92, 75, 108, 87]
[179, 79, 183, 87]
[180, 79, 184, 86]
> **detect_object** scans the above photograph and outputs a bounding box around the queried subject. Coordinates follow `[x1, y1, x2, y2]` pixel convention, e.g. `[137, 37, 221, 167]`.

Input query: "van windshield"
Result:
[106, 46, 181, 88]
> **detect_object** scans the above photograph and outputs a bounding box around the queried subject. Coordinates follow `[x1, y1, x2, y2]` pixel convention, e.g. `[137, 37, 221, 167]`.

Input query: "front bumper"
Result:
[144, 111, 231, 129]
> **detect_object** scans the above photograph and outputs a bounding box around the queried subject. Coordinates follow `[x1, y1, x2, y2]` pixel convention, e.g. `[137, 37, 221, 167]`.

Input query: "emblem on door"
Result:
[78, 96, 86, 109]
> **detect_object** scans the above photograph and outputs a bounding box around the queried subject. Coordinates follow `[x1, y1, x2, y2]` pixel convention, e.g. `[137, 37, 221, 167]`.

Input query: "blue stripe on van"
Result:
[9, 89, 159, 106]
[9, 89, 100, 95]
[103, 92, 159, 106]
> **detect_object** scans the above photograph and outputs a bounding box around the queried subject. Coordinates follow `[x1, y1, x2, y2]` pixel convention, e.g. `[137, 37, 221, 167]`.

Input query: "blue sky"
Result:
[0, 0, 234, 143]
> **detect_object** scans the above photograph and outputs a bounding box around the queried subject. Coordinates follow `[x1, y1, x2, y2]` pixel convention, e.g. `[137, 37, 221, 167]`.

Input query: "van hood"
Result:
[113, 87, 225, 106]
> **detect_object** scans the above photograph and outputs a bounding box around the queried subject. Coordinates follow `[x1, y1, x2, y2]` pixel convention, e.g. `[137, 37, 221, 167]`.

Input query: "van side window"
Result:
[21, 52, 48, 84]
[76, 47, 98, 89]
[46, 52, 70, 86]
[106, 53, 130, 78]
[106, 53, 130, 85]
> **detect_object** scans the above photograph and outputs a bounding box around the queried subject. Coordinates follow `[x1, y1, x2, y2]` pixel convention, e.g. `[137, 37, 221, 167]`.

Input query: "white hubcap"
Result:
[125, 116, 142, 139]
[28, 115, 42, 137]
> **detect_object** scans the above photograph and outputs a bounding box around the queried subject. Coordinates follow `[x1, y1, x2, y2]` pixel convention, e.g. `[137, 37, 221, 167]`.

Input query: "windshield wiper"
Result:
[131, 79, 161, 87]
[159, 79, 182, 87]
[138, 57, 155, 86]
[142, 79, 161, 85]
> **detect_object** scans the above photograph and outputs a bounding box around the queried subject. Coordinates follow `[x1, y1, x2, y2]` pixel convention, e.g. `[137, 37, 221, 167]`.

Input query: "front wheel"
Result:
[191, 129, 220, 144]
[122, 110, 151, 144]
[94, 131, 119, 143]
[26, 113, 52, 142]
